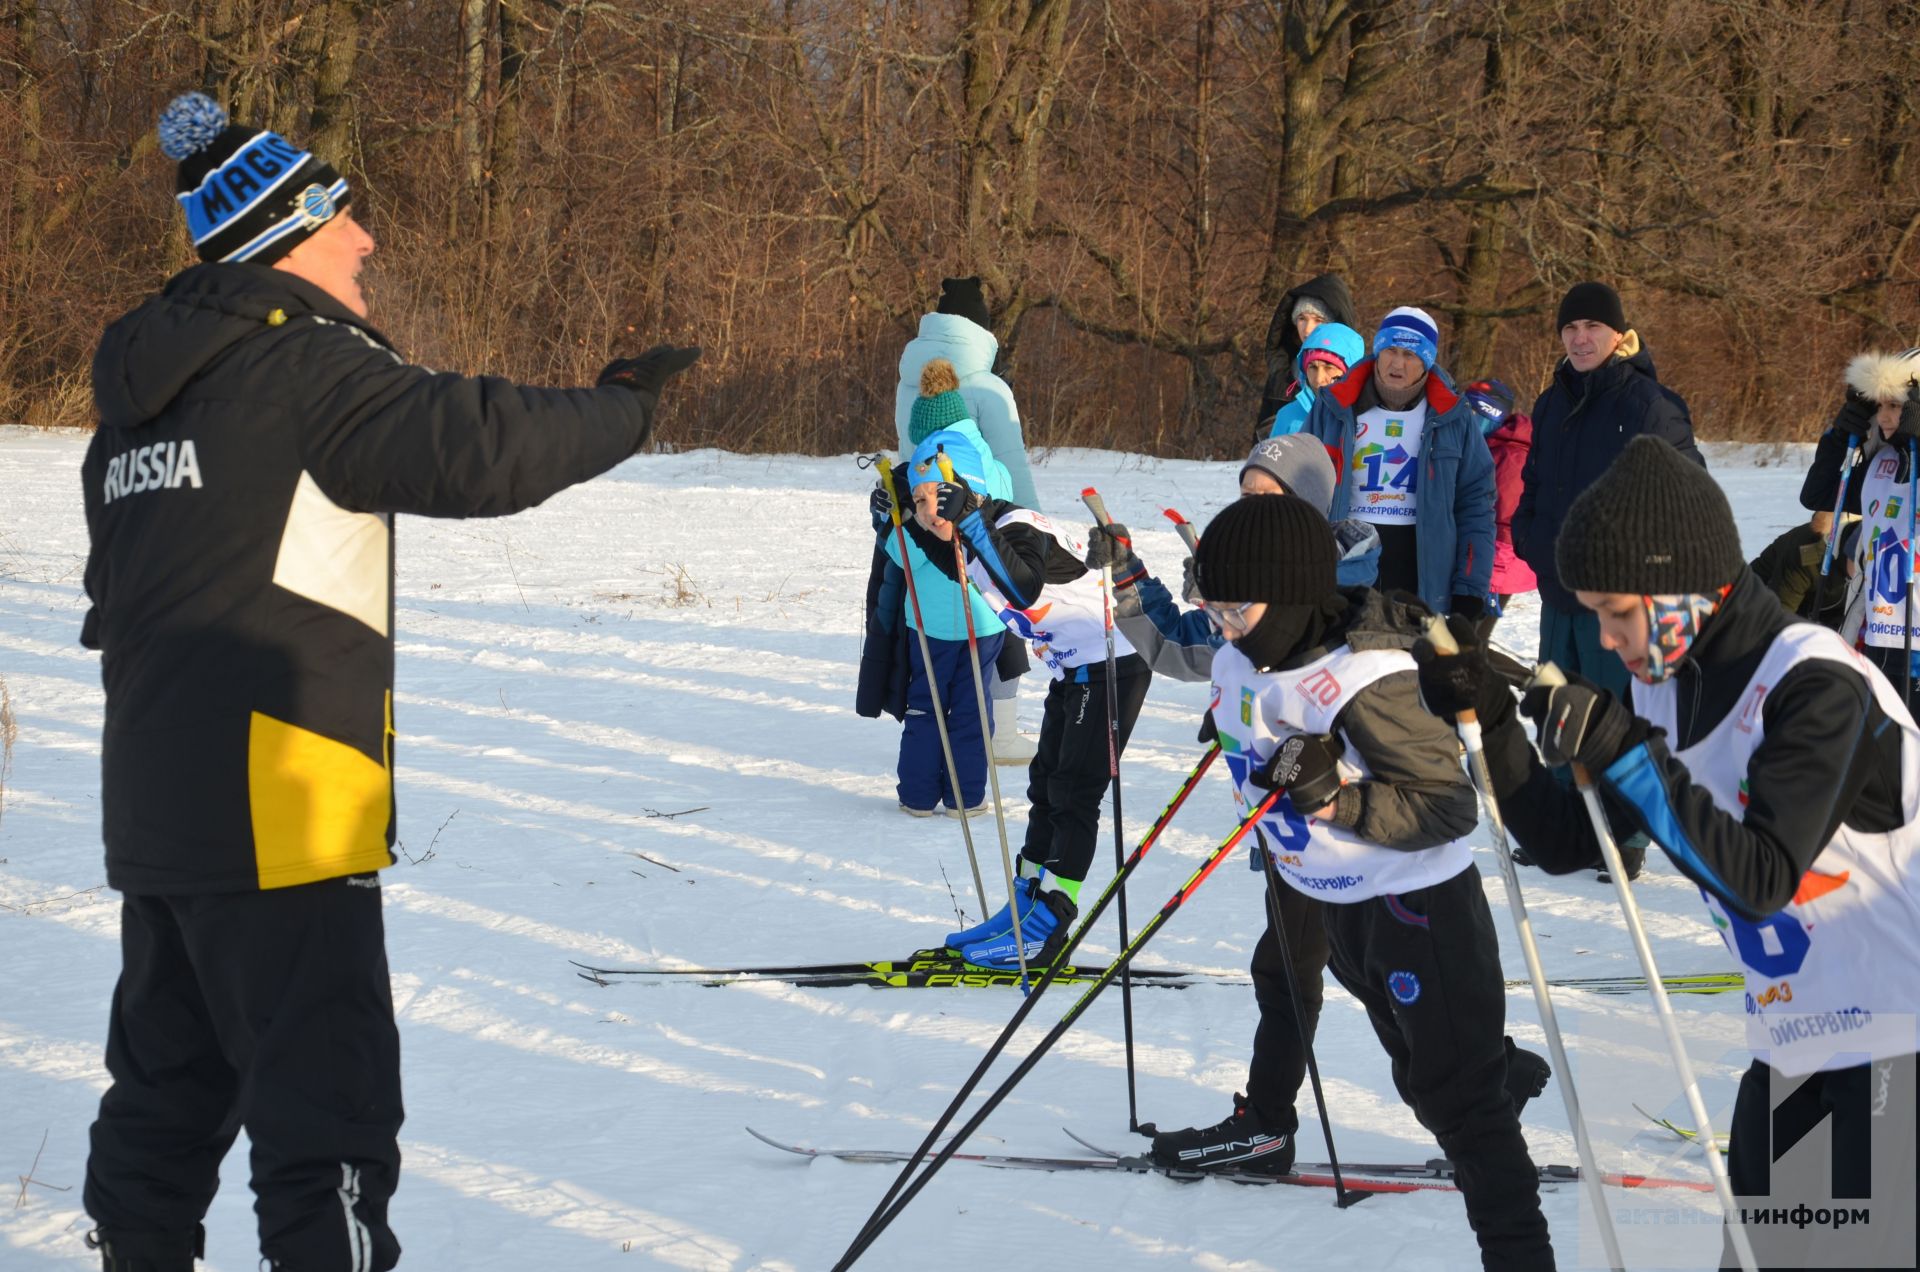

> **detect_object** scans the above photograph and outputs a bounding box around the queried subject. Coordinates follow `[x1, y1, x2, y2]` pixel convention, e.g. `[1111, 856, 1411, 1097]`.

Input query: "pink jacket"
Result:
[1488, 413, 1537, 597]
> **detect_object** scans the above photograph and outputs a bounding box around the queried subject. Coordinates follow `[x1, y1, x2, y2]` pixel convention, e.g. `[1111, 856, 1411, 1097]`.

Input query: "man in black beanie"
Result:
[79, 93, 699, 1272]
[1414, 435, 1920, 1272]
[1511, 281, 1703, 879]
[1163, 494, 1557, 1272]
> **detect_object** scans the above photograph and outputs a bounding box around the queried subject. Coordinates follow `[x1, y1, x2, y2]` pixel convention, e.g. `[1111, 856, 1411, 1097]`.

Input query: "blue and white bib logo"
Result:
[1387, 970, 1421, 1004]
[296, 182, 338, 230]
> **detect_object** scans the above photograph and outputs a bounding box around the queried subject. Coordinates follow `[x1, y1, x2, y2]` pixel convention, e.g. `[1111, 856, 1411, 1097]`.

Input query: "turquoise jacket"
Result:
[881, 421, 1011, 639]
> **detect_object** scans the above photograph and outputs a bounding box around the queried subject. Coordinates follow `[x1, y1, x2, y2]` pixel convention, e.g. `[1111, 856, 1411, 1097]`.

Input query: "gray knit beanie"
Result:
[1240, 435, 1338, 519]
[1556, 436, 1743, 595]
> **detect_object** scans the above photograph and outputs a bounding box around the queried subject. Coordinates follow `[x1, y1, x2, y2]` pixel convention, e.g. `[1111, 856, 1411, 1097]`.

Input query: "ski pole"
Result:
[1253, 842, 1366, 1209]
[1533, 660, 1759, 1272]
[833, 784, 1284, 1272]
[876, 457, 990, 916]
[934, 448, 1027, 989]
[1809, 435, 1859, 625]
[1082, 485, 1138, 1131]
[1162, 506, 1200, 554]
[1424, 618, 1625, 1270]
[1905, 439, 1915, 705]
[840, 745, 1221, 1257]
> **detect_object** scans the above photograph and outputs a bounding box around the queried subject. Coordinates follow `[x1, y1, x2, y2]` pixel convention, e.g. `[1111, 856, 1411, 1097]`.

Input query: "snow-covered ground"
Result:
[0, 428, 1816, 1270]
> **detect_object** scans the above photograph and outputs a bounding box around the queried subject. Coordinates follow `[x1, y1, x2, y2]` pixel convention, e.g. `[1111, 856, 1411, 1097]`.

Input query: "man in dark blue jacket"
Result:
[1512, 282, 1702, 879]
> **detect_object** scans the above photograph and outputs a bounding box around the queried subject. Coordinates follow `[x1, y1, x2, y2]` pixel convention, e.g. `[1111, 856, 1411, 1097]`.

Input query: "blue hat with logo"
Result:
[159, 92, 351, 265]
[1372, 305, 1441, 370]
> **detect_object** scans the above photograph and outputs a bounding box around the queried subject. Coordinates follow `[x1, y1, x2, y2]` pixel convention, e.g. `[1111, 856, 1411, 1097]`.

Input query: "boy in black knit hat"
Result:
[1183, 494, 1556, 1272]
[1414, 435, 1920, 1271]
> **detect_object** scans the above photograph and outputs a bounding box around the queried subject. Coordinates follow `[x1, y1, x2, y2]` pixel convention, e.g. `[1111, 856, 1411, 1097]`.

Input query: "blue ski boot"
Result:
[944, 873, 1044, 952]
[958, 886, 1076, 970]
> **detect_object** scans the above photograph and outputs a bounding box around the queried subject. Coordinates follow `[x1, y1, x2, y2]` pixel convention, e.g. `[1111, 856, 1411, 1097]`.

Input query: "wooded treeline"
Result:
[3, 1, 1917, 455]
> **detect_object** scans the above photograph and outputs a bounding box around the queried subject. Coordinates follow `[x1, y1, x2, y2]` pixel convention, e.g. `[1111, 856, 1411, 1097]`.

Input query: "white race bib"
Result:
[1346, 402, 1426, 525]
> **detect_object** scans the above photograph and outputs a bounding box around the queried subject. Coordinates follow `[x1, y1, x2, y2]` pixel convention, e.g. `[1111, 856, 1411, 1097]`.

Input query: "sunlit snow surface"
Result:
[0, 427, 1815, 1269]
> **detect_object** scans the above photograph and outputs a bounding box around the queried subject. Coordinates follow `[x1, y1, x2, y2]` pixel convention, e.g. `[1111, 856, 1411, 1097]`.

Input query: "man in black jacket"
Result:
[1511, 282, 1703, 879]
[79, 94, 699, 1272]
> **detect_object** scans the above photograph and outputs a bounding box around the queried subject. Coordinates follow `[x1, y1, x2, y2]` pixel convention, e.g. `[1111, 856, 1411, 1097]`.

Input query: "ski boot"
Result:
[1596, 833, 1648, 883]
[1145, 1093, 1294, 1175]
[958, 886, 1075, 970]
[944, 873, 1043, 952]
[86, 1227, 203, 1272]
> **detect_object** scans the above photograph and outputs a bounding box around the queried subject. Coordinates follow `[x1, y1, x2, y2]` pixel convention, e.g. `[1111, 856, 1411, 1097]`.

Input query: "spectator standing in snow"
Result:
[1462, 378, 1537, 640]
[895, 276, 1038, 764]
[1511, 282, 1700, 881]
[1265, 322, 1364, 438]
[865, 362, 1011, 816]
[1256, 274, 1361, 442]
[1302, 305, 1496, 619]
[78, 93, 698, 1272]
[1840, 349, 1920, 716]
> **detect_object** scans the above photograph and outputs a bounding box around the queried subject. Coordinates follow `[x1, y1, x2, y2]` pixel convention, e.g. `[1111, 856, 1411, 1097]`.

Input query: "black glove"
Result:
[1251, 732, 1345, 810]
[1832, 390, 1875, 439]
[1519, 672, 1651, 771]
[1899, 383, 1920, 441]
[869, 480, 897, 533]
[598, 344, 703, 396]
[1411, 612, 1513, 724]
[930, 473, 973, 524]
[1198, 711, 1218, 744]
[1449, 594, 1486, 622]
[1085, 523, 1146, 586]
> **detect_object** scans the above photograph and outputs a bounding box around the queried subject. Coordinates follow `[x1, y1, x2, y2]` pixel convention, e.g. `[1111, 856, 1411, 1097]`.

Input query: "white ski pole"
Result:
[1533, 660, 1759, 1272]
[1424, 618, 1625, 1270]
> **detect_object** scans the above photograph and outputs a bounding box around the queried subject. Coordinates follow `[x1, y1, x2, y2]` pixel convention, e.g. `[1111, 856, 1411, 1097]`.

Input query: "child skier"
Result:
[1182, 493, 1556, 1271]
[1087, 442, 1547, 1188]
[867, 400, 1009, 815]
[1413, 435, 1920, 1271]
[1841, 348, 1920, 716]
[889, 447, 1151, 969]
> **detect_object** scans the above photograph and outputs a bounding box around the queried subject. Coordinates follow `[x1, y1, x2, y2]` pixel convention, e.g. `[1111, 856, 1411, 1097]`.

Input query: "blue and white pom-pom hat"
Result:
[1371, 305, 1441, 370]
[157, 91, 351, 265]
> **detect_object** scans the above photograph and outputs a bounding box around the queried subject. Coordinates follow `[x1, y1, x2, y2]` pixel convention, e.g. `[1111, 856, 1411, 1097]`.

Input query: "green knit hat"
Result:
[908, 357, 971, 443]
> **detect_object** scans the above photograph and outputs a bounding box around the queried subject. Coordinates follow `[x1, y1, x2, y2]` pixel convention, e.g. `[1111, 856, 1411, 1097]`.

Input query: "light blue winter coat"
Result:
[1303, 359, 1495, 615]
[1267, 323, 1366, 437]
[881, 422, 1011, 639]
[895, 313, 1039, 508]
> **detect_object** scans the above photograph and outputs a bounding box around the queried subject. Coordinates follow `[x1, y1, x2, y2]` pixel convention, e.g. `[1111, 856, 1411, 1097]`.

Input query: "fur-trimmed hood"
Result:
[1845, 348, 1920, 404]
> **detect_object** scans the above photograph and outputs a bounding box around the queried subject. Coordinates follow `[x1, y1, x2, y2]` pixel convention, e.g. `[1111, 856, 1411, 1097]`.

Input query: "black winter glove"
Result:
[598, 344, 702, 397]
[1085, 523, 1147, 587]
[930, 473, 974, 525]
[1832, 390, 1876, 439]
[1900, 383, 1920, 442]
[1198, 711, 1219, 744]
[869, 480, 897, 533]
[1449, 593, 1486, 621]
[1519, 672, 1652, 771]
[1251, 732, 1345, 810]
[1411, 613, 1515, 725]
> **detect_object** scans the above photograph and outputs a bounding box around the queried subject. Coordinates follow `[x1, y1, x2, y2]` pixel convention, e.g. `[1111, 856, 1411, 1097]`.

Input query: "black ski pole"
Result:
[839, 745, 1222, 1255]
[1081, 485, 1137, 1130]
[1809, 435, 1859, 625]
[833, 785, 1286, 1272]
[1254, 839, 1366, 1208]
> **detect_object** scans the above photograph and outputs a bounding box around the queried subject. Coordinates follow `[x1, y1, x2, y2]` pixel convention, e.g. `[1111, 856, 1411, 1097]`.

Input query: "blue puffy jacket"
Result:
[1303, 360, 1496, 614]
[1268, 323, 1366, 437]
[1513, 332, 1702, 612]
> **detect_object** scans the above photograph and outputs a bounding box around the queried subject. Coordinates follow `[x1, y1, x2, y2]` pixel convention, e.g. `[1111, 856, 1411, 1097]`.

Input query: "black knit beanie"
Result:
[1556, 436, 1744, 595]
[1193, 493, 1337, 604]
[936, 277, 992, 332]
[1556, 281, 1626, 333]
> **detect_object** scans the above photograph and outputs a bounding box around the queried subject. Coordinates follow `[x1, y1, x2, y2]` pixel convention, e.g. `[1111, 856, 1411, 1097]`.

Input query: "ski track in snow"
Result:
[0, 427, 1815, 1269]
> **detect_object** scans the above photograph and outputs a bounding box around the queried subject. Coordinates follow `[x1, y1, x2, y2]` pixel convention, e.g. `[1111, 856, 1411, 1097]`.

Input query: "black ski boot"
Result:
[1503, 1037, 1552, 1115]
[1596, 833, 1648, 883]
[85, 1227, 202, 1272]
[1146, 1093, 1294, 1175]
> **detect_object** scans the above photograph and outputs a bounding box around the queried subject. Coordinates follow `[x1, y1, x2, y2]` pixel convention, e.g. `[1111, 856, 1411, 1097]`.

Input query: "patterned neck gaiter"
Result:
[1640, 584, 1734, 683]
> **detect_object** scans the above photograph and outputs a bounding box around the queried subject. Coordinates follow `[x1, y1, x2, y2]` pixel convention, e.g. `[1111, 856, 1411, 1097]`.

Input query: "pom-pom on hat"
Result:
[908, 358, 972, 443]
[1844, 349, 1920, 405]
[1193, 493, 1338, 606]
[1555, 435, 1744, 597]
[160, 91, 351, 265]
[1372, 305, 1440, 369]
